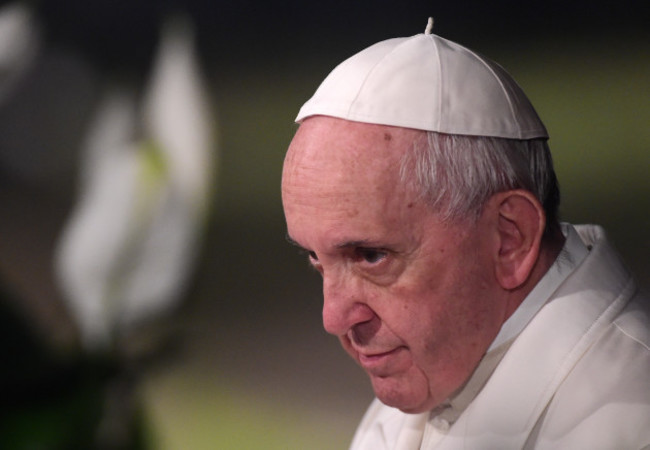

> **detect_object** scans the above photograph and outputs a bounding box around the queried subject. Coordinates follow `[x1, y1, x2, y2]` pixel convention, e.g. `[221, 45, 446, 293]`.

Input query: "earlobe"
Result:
[492, 191, 546, 290]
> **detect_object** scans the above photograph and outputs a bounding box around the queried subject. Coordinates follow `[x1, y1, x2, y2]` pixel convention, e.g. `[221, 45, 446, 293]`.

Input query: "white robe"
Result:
[350, 225, 650, 449]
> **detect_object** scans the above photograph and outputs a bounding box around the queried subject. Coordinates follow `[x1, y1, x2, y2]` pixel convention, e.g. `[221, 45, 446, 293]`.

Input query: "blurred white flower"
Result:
[56, 15, 217, 350]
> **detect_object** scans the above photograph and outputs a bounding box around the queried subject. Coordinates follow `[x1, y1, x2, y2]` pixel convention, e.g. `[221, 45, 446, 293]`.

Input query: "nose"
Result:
[322, 272, 376, 336]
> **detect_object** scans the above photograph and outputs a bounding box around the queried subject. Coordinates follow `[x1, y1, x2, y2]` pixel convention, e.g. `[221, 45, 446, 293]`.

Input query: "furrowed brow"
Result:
[286, 235, 383, 252]
[336, 240, 375, 249]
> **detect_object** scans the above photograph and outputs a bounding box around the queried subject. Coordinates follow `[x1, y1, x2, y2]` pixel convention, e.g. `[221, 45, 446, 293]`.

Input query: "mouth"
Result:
[357, 347, 406, 371]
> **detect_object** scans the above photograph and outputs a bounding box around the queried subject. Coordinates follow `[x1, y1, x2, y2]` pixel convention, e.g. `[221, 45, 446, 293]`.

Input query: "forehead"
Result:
[282, 117, 422, 192]
[282, 117, 428, 244]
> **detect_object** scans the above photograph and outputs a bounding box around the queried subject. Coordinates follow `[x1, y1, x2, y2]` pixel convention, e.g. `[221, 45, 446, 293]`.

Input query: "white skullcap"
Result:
[296, 21, 548, 140]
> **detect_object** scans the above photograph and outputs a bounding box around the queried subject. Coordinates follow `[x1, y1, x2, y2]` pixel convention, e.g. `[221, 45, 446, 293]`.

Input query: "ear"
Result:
[490, 190, 546, 290]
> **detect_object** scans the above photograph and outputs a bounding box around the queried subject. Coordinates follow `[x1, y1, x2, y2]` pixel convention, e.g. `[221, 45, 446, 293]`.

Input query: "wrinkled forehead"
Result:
[281, 117, 432, 243]
[282, 116, 423, 188]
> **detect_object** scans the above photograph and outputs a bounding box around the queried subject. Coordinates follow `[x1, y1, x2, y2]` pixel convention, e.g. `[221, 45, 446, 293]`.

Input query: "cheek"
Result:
[377, 284, 449, 361]
[387, 269, 483, 362]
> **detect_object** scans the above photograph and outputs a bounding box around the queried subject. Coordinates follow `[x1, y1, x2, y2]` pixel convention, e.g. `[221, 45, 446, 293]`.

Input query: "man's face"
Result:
[282, 117, 508, 413]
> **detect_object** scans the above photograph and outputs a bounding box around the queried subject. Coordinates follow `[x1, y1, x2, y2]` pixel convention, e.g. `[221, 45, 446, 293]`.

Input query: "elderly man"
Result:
[281, 19, 650, 449]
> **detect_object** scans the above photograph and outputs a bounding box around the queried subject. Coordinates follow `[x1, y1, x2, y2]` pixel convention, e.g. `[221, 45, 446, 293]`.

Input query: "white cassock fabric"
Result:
[350, 224, 650, 449]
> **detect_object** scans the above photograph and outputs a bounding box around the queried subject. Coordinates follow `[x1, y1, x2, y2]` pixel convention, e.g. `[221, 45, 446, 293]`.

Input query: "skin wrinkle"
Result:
[282, 116, 559, 414]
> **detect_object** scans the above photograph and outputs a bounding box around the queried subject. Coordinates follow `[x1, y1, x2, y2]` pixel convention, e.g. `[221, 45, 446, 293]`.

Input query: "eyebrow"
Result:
[285, 234, 378, 251]
[336, 240, 375, 249]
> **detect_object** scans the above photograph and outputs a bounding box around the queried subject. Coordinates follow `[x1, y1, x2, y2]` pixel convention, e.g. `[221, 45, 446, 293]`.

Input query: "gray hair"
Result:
[400, 132, 560, 236]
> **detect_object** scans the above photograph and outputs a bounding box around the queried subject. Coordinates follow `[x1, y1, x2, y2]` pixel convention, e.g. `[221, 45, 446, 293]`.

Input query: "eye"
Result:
[356, 248, 387, 264]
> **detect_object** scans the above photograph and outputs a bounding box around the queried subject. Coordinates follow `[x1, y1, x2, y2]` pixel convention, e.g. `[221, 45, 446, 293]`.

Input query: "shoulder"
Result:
[530, 291, 650, 449]
[612, 290, 650, 350]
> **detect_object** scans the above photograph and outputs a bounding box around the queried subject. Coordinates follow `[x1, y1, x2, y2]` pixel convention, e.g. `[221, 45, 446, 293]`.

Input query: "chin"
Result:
[372, 376, 438, 414]
[377, 392, 436, 414]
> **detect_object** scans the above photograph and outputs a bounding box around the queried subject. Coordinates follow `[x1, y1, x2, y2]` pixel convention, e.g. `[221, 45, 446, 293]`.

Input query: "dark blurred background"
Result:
[1, 0, 648, 448]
